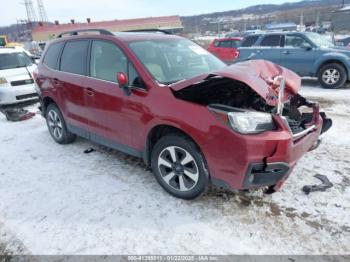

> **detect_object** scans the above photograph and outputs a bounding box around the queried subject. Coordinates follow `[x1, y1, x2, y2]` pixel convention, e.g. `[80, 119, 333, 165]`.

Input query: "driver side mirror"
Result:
[117, 72, 131, 96]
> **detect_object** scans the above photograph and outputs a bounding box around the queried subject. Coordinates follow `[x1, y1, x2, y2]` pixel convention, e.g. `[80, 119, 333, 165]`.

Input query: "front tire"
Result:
[46, 103, 76, 144]
[151, 135, 209, 200]
[318, 63, 347, 89]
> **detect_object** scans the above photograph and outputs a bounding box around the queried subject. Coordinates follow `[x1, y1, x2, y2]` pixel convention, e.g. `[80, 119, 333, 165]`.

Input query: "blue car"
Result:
[237, 32, 350, 89]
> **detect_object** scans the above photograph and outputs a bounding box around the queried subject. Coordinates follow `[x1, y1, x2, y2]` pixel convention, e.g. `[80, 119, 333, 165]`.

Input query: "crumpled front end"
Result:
[171, 60, 332, 192]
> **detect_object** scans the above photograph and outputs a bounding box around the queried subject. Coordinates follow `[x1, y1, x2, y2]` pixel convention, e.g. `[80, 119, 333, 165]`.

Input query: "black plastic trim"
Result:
[123, 29, 172, 35]
[211, 177, 234, 191]
[243, 162, 290, 188]
[67, 124, 143, 158]
[57, 29, 114, 38]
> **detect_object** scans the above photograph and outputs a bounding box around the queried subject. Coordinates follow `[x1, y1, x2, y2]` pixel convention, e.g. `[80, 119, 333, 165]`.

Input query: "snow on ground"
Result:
[0, 79, 349, 255]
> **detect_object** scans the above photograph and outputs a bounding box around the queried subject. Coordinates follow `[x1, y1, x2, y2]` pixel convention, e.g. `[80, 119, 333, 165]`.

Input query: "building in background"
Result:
[331, 5, 350, 33]
[31, 16, 183, 41]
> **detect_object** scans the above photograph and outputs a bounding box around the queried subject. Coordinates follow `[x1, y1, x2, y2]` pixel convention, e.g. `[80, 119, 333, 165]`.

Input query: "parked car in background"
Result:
[207, 37, 242, 64]
[336, 37, 350, 48]
[237, 32, 350, 89]
[35, 29, 331, 199]
[0, 47, 37, 105]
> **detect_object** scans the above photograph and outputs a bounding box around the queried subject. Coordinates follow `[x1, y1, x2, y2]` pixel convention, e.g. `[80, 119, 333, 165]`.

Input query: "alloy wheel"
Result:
[47, 110, 63, 140]
[157, 146, 199, 192]
[322, 69, 340, 85]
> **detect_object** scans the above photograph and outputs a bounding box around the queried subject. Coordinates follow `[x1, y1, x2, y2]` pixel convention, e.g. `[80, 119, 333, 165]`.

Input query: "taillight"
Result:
[235, 50, 240, 59]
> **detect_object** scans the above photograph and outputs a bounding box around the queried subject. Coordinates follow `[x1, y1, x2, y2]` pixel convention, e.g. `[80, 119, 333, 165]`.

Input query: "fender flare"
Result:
[314, 53, 350, 78]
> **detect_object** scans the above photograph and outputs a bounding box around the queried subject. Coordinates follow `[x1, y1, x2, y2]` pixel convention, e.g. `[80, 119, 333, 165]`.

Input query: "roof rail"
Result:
[57, 29, 114, 38]
[122, 29, 172, 35]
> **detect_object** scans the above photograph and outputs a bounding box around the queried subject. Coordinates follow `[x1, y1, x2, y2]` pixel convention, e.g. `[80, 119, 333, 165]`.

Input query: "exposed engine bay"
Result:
[172, 76, 332, 136]
[172, 76, 275, 112]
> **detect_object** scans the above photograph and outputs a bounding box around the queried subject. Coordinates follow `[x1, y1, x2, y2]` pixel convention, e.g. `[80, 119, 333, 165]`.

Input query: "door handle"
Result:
[282, 50, 290, 55]
[85, 87, 95, 96]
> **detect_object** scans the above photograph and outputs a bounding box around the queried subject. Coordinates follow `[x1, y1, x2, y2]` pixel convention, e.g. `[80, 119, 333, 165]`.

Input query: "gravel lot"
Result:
[0, 79, 349, 255]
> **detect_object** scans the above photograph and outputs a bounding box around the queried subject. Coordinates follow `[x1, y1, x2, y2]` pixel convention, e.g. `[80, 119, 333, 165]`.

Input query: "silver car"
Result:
[0, 48, 38, 105]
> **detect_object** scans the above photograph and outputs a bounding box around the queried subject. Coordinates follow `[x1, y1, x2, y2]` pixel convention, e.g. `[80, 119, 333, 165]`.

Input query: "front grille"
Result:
[287, 118, 305, 134]
[10, 79, 34, 86]
[16, 93, 38, 100]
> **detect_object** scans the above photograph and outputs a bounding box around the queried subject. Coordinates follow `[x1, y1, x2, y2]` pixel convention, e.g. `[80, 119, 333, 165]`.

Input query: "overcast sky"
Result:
[1, 0, 301, 26]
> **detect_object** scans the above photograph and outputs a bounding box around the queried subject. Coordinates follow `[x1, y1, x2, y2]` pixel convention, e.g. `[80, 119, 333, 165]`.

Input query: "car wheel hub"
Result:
[47, 110, 63, 140]
[322, 69, 340, 85]
[157, 146, 199, 192]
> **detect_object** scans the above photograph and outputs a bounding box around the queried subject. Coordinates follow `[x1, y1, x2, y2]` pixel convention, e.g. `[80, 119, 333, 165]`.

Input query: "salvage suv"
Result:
[34, 29, 331, 199]
[237, 32, 350, 89]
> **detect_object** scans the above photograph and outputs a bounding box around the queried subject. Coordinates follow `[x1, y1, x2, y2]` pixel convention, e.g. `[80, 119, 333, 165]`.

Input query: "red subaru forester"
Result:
[34, 29, 331, 199]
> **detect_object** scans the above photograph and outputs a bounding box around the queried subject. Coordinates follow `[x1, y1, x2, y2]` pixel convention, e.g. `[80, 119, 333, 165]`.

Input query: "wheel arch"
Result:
[41, 96, 59, 116]
[143, 124, 204, 167]
[316, 59, 349, 79]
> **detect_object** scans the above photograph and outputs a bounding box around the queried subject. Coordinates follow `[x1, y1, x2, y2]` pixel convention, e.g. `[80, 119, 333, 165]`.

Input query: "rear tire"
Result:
[46, 103, 76, 144]
[318, 63, 347, 89]
[151, 135, 209, 200]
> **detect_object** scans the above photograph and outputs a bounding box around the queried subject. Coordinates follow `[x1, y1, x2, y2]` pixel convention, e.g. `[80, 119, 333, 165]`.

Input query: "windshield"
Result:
[305, 32, 334, 47]
[129, 39, 226, 84]
[0, 52, 33, 70]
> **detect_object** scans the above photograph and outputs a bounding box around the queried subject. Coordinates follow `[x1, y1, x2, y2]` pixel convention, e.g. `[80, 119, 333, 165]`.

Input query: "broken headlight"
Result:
[228, 112, 276, 134]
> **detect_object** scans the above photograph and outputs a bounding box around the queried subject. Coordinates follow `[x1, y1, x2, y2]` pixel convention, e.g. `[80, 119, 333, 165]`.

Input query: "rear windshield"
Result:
[0, 52, 33, 70]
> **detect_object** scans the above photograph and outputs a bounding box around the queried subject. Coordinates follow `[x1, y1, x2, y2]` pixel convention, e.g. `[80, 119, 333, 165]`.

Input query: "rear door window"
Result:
[43, 42, 64, 69]
[260, 35, 283, 47]
[60, 40, 89, 75]
[241, 35, 259, 47]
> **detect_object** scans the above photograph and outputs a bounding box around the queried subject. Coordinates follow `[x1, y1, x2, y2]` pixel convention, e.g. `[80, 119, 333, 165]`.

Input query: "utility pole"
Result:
[23, 0, 37, 24]
[37, 0, 48, 22]
[299, 11, 304, 31]
[315, 10, 320, 27]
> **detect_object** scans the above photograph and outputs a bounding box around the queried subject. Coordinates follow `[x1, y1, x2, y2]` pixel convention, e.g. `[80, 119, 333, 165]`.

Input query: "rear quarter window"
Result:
[231, 40, 241, 48]
[43, 42, 64, 69]
[218, 40, 232, 48]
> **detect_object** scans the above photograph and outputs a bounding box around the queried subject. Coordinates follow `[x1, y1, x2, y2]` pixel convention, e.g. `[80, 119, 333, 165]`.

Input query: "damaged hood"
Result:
[170, 60, 301, 106]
